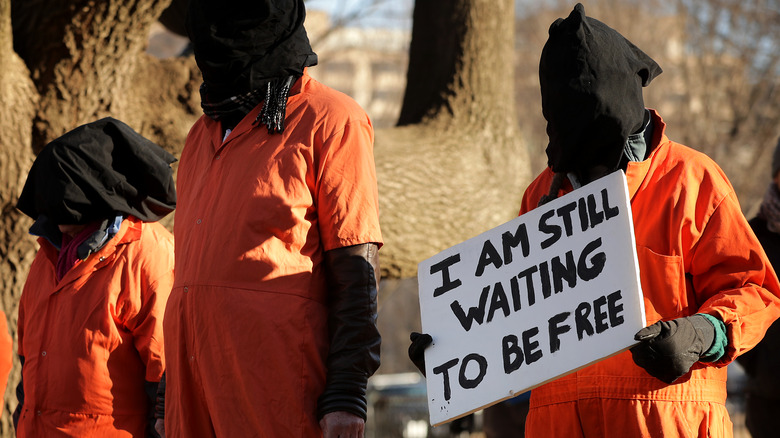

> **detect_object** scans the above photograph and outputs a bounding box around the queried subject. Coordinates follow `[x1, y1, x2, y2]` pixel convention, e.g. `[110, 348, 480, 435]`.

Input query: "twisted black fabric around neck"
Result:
[199, 85, 265, 123]
[257, 76, 296, 134]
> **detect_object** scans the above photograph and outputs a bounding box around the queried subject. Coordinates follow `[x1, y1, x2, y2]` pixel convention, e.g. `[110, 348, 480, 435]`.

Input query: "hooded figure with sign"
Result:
[14, 118, 176, 437]
[408, 3, 780, 437]
[519, 3, 780, 436]
[160, 1, 383, 437]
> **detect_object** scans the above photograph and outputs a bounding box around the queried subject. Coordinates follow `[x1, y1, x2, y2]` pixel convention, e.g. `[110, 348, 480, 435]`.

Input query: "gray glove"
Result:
[630, 314, 715, 384]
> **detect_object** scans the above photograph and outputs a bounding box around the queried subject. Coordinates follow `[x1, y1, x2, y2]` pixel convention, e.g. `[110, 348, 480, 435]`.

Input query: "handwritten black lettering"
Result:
[539, 209, 562, 249]
[450, 286, 490, 331]
[431, 254, 463, 297]
[459, 353, 488, 389]
[433, 358, 459, 401]
[548, 312, 572, 353]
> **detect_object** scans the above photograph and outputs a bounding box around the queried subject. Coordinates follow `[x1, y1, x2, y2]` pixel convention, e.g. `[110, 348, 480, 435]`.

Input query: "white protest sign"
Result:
[417, 170, 645, 426]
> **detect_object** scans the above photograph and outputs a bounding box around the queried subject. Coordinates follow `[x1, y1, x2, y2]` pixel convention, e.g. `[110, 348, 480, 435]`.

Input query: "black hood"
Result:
[539, 3, 662, 174]
[186, 0, 318, 102]
[17, 118, 177, 224]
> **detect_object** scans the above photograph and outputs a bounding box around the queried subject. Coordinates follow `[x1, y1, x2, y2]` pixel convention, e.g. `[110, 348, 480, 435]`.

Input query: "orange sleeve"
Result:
[120, 226, 174, 382]
[128, 269, 173, 382]
[691, 191, 780, 362]
[316, 120, 382, 251]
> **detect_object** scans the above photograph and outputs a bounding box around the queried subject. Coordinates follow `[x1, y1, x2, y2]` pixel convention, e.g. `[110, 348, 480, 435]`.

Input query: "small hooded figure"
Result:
[14, 118, 176, 438]
[517, 4, 780, 437]
[161, 1, 383, 437]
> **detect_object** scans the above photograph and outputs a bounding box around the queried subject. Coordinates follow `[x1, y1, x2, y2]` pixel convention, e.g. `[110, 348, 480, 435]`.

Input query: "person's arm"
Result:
[118, 226, 173, 438]
[313, 105, 381, 437]
[125, 270, 168, 438]
[633, 190, 780, 381]
[686, 191, 780, 362]
[317, 243, 381, 437]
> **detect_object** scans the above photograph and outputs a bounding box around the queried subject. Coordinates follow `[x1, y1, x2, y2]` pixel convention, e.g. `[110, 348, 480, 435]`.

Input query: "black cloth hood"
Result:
[539, 3, 662, 174]
[17, 118, 177, 224]
[186, 0, 318, 102]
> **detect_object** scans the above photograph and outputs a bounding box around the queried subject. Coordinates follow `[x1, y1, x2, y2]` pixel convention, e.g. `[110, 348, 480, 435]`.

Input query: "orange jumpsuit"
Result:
[16, 216, 173, 437]
[520, 110, 780, 437]
[0, 311, 12, 396]
[165, 70, 382, 437]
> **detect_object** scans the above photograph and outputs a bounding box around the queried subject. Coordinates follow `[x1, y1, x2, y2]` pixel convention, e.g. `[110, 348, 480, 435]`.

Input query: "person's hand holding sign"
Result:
[408, 332, 433, 376]
[630, 314, 718, 384]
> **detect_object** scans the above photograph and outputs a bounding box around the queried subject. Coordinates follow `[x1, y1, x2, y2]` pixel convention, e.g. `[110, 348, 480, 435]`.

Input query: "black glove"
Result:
[630, 314, 716, 384]
[317, 243, 381, 421]
[145, 379, 163, 438]
[408, 332, 432, 377]
[155, 372, 166, 421]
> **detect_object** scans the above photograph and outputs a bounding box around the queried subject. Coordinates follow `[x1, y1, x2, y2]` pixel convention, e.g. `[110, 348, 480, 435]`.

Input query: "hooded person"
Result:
[405, 3, 780, 437]
[520, 4, 780, 436]
[185, 0, 317, 133]
[14, 117, 176, 438]
[160, 0, 383, 437]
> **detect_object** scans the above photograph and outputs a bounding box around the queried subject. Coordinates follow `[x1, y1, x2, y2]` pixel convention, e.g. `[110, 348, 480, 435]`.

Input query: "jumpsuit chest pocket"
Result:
[636, 245, 688, 323]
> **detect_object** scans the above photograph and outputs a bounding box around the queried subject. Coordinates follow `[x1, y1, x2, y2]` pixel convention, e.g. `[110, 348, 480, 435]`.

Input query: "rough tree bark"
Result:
[11, 0, 201, 154]
[0, 0, 36, 433]
[376, 0, 530, 279]
[373, 0, 532, 373]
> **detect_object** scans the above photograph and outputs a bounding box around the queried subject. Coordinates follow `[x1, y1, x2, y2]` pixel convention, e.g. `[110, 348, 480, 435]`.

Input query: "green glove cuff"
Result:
[698, 313, 727, 362]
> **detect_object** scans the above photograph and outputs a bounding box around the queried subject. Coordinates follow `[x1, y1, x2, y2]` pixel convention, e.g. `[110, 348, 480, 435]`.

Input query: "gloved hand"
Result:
[408, 332, 433, 377]
[154, 372, 166, 437]
[630, 314, 716, 384]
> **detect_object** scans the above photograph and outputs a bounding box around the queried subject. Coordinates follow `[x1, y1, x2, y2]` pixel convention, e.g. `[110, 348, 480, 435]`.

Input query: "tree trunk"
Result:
[0, 0, 37, 433]
[376, 0, 531, 279]
[372, 0, 532, 375]
[11, 0, 200, 154]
